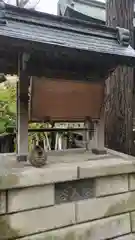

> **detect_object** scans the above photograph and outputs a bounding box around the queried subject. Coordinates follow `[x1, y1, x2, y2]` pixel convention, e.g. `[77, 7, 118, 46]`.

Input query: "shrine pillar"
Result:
[16, 54, 29, 161]
[91, 115, 105, 155]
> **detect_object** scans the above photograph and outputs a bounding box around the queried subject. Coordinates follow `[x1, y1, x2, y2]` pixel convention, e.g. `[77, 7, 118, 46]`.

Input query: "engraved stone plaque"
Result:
[55, 179, 95, 204]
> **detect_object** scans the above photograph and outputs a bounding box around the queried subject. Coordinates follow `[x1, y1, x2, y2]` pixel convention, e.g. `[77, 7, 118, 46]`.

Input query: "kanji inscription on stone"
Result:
[55, 179, 95, 204]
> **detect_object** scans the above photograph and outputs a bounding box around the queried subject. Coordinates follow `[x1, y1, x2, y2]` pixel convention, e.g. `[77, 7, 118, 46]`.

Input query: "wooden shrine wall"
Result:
[29, 77, 104, 122]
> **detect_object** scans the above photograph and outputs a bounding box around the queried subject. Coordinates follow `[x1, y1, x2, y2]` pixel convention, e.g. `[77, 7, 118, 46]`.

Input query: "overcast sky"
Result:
[6, 0, 58, 14]
[36, 0, 58, 14]
[6, 0, 105, 15]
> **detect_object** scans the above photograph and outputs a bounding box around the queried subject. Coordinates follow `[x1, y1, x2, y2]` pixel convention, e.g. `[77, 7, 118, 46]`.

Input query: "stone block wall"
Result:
[1, 168, 135, 239]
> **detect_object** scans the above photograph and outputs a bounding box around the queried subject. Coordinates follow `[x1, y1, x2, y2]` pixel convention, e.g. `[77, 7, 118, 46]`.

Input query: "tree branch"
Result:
[16, 0, 19, 6]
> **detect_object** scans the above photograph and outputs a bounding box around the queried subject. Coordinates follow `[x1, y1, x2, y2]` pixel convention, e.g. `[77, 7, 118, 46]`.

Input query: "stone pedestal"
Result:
[0, 149, 135, 239]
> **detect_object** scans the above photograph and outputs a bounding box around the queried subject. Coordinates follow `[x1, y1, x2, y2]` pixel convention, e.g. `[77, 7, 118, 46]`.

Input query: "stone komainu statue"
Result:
[28, 145, 47, 168]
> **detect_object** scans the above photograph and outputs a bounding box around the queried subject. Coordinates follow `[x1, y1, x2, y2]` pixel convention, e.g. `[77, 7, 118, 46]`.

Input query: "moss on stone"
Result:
[78, 235, 83, 240]
[44, 237, 55, 240]
[0, 215, 19, 239]
[0, 173, 20, 239]
[0, 173, 19, 190]
[105, 192, 135, 217]
[64, 231, 76, 240]
[85, 229, 91, 239]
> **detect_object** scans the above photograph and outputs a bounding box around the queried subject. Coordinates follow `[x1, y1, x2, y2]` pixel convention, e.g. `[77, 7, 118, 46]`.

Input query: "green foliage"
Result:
[28, 122, 51, 150]
[0, 81, 16, 133]
[0, 80, 47, 131]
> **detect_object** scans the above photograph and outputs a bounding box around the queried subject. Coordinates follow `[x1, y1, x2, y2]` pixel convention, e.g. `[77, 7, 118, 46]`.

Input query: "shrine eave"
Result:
[0, 2, 135, 77]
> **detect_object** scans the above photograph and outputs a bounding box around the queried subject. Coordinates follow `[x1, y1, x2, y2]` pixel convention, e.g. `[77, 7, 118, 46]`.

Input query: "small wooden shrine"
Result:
[0, 1, 135, 166]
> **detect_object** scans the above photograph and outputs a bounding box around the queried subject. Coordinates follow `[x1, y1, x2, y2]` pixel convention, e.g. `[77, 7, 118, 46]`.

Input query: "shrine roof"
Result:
[0, 2, 135, 76]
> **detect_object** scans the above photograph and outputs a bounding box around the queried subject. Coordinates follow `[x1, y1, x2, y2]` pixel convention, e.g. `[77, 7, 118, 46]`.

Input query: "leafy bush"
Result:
[0, 80, 16, 133]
